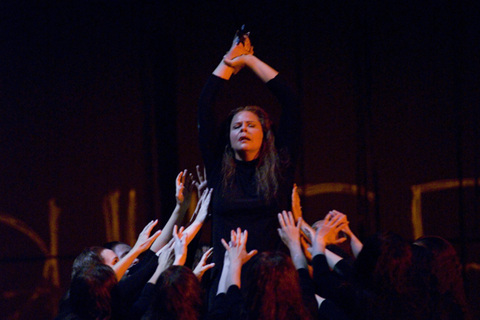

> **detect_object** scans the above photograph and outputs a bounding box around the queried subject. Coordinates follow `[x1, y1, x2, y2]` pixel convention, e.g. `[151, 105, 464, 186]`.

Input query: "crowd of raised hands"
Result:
[209, 185, 364, 320]
[56, 29, 469, 320]
[58, 159, 367, 320]
[210, 185, 468, 320]
[117, 165, 214, 284]
[57, 175, 468, 320]
[57, 166, 216, 320]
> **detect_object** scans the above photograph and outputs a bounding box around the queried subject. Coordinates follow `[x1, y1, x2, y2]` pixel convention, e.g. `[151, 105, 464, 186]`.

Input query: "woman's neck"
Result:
[235, 151, 259, 162]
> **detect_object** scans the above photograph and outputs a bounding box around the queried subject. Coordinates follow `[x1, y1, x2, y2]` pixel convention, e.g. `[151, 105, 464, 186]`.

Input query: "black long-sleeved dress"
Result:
[208, 268, 316, 320]
[198, 73, 301, 274]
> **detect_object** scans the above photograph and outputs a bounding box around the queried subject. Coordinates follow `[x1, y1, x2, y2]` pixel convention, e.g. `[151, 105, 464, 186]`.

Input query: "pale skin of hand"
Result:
[291, 185, 361, 263]
[183, 188, 213, 245]
[217, 247, 231, 295]
[148, 240, 174, 284]
[149, 170, 192, 253]
[291, 214, 343, 267]
[223, 54, 278, 83]
[299, 210, 354, 268]
[291, 184, 317, 261]
[224, 32, 253, 60]
[329, 210, 363, 257]
[213, 34, 253, 80]
[320, 211, 349, 245]
[193, 247, 215, 281]
[223, 33, 254, 75]
[176, 169, 194, 211]
[277, 210, 308, 270]
[187, 187, 210, 224]
[319, 212, 351, 268]
[173, 225, 187, 266]
[221, 228, 257, 289]
[194, 165, 208, 199]
[151, 188, 212, 265]
[217, 228, 246, 294]
[213, 32, 278, 83]
[277, 210, 302, 250]
[113, 220, 161, 281]
[310, 213, 347, 258]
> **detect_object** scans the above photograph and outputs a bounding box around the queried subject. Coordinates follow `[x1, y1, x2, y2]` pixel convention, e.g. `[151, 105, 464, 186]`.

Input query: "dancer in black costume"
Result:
[198, 31, 301, 301]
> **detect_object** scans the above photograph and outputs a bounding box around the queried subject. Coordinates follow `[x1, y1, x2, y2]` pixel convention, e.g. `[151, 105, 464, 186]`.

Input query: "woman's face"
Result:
[101, 248, 119, 268]
[112, 243, 139, 267]
[230, 111, 264, 161]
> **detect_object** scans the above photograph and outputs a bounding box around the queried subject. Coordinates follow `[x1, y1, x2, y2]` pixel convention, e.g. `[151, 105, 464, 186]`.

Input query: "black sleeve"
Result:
[54, 294, 73, 320]
[117, 251, 158, 313]
[297, 268, 319, 320]
[312, 254, 356, 316]
[208, 285, 245, 320]
[333, 259, 354, 281]
[198, 75, 227, 171]
[318, 299, 353, 320]
[128, 283, 156, 320]
[127, 249, 156, 276]
[265, 74, 301, 157]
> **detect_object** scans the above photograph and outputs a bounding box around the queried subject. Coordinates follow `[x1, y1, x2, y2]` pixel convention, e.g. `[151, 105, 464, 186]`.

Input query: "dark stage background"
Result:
[1, 1, 479, 319]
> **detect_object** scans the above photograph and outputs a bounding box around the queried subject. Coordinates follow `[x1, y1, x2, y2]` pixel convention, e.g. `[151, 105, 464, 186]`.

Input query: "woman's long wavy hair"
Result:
[354, 232, 413, 295]
[222, 106, 282, 203]
[71, 246, 105, 279]
[414, 236, 469, 319]
[149, 265, 204, 320]
[69, 264, 118, 320]
[244, 252, 312, 320]
[353, 232, 418, 320]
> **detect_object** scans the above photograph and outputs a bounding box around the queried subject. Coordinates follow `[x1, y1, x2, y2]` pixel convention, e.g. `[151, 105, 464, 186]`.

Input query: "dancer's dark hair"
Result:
[103, 241, 122, 251]
[353, 232, 418, 320]
[244, 251, 312, 320]
[222, 106, 282, 202]
[415, 236, 470, 320]
[148, 265, 203, 320]
[71, 246, 105, 278]
[69, 264, 118, 320]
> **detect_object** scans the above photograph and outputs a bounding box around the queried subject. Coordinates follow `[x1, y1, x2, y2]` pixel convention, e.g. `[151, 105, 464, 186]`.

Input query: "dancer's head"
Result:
[104, 241, 130, 259]
[70, 264, 118, 320]
[414, 236, 466, 302]
[244, 251, 312, 320]
[354, 232, 413, 294]
[149, 265, 203, 320]
[104, 241, 139, 268]
[223, 106, 280, 201]
[228, 106, 272, 161]
[72, 246, 119, 278]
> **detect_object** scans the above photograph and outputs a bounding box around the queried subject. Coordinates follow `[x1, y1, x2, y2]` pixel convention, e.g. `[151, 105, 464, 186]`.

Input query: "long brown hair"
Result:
[71, 246, 105, 279]
[70, 264, 118, 320]
[244, 252, 312, 320]
[150, 265, 204, 320]
[414, 236, 469, 319]
[222, 106, 282, 202]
